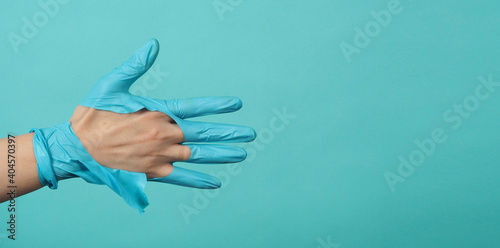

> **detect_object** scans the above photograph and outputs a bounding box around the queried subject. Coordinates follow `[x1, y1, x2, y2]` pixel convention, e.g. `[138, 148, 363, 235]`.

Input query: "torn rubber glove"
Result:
[31, 39, 256, 213]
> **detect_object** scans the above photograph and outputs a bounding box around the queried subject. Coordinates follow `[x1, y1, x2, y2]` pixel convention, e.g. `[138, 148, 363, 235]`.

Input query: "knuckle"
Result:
[146, 127, 163, 140]
[179, 146, 191, 161]
[172, 126, 185, 142]
[150, 163, 173, 178]
[139, 111, 184, 142]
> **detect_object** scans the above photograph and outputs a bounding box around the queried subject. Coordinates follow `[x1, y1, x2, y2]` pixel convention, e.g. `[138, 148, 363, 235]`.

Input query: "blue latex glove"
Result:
[31, 39, 256, 213]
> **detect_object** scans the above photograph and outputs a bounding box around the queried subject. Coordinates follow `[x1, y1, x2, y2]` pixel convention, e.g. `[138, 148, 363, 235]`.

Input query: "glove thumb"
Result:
[80, 39, 160, 108]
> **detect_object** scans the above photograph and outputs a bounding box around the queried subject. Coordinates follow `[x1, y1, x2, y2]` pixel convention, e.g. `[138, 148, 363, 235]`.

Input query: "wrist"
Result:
[30, 121, 149, 212]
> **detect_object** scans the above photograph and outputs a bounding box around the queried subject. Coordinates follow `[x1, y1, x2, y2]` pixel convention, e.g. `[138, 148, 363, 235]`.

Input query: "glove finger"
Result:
[181, 121, 256, 143]
[185, 144, 247, 163]
[148, 166, 221, 189]
[90, 39, 159, 94]
[166, 97, 242, 119]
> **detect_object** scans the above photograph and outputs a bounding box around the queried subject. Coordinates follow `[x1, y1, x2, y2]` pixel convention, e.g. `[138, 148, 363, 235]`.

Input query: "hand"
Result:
[75, 38, 256, 187]
[31, 39, 256, 212]
[69, 100, 252, 181]
[69, 107, 186, 179]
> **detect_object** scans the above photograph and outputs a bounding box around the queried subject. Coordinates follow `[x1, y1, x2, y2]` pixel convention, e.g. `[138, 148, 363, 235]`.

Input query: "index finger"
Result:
[165, 96, 243, 119]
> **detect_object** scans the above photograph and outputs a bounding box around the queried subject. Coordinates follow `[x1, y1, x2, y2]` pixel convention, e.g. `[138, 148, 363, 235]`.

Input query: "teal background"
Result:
[1, 0, 500, 247]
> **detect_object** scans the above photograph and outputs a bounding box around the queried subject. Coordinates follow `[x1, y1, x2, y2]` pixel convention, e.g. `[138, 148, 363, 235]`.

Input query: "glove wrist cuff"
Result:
[30, 121, 149, 213]
[30, 127, 59, 189]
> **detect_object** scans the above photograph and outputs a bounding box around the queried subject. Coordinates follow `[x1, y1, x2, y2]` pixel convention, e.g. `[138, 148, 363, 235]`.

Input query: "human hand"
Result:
[70, 107, 187, 180]
[31, 39, 255, 212]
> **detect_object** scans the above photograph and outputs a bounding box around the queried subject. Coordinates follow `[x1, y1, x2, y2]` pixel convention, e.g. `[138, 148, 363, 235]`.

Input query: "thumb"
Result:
[91, 39, 159, 94]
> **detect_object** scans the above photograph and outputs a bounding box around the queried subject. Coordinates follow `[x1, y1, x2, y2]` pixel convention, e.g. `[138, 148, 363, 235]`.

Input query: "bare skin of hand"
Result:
[69, 106, 191, 179]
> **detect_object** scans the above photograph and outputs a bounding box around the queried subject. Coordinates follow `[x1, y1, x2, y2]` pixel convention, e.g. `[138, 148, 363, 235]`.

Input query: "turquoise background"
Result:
[1, 0, 500, 247]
